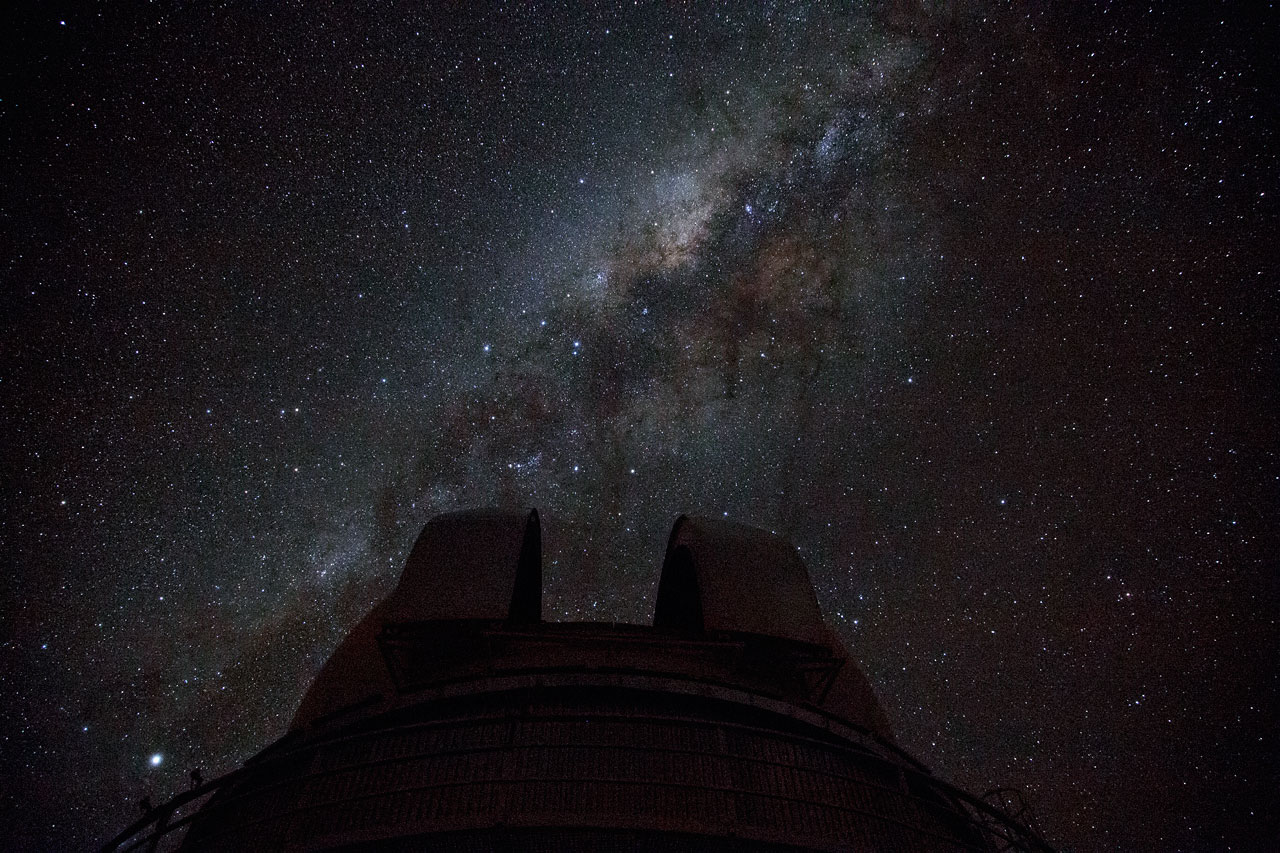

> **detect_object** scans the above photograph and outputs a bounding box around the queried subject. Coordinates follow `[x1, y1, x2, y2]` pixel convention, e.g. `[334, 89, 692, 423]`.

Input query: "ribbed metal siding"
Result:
[182, 689, 986, 852]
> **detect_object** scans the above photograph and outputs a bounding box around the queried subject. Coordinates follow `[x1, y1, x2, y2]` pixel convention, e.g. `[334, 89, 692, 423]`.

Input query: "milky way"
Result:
[3, 3, 1276, 851]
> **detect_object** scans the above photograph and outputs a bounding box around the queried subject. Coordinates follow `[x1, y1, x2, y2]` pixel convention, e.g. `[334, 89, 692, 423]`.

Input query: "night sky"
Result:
[3, 2, 1277, 850]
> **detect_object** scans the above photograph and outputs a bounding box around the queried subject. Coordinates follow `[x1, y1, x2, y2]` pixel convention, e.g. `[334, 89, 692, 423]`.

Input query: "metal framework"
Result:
[101, 709, 1052, 853]
[100, 645, 1054, 852]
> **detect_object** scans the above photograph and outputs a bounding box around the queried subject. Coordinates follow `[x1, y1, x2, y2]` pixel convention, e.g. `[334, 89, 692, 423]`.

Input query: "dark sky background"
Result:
[2, 2, 1276, 850]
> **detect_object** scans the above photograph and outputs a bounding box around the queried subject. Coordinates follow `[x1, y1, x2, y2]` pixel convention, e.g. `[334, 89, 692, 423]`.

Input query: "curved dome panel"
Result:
[390, 507, 542, 623]
[289, 508, 541, 732]
[655, 515, 829, 646]
[654, 515, 892, 739]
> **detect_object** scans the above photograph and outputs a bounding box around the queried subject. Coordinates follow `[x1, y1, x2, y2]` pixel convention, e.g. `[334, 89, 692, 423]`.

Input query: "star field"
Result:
[2, 3, 1276, 850]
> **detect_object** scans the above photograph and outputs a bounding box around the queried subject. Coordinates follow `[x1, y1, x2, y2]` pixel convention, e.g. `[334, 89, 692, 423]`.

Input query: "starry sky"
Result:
[2, 2, 1277, 850]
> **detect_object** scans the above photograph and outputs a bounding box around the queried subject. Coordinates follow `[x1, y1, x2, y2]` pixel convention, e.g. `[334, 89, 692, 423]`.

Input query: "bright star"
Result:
[149, 753, 163, 767]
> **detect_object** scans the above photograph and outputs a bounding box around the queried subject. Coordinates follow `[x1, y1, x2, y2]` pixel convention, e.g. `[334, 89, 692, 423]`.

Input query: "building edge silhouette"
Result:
[101, 508, 1054, 852]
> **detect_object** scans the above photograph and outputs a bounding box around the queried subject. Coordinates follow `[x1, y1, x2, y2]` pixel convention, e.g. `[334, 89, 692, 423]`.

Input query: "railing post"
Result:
[146, 803, 173, 852]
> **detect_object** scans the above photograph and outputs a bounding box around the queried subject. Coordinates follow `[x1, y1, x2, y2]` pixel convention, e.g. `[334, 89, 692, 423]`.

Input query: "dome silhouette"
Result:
[102, 509, 1052, 852]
